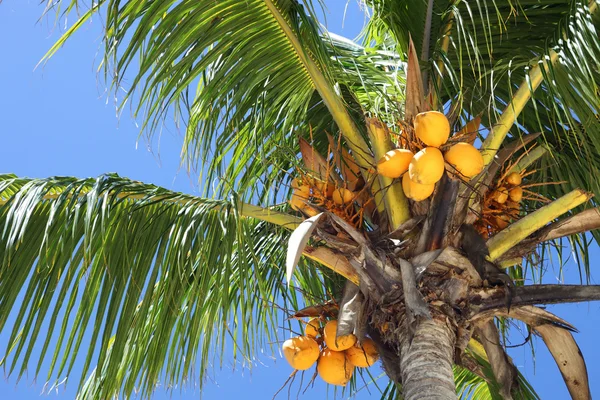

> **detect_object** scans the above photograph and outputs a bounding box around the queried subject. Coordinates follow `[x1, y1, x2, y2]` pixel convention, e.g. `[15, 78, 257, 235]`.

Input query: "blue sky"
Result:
[1, 1, 599, 399]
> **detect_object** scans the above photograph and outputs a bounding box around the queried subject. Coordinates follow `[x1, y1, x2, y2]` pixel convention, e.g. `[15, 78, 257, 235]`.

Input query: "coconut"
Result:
[345, 338, 379, 368]
[332, 188, 355, 205]
[376, 149, 414, 178]
[317, 349, 353, 386]
[506, 172, 522, 186]
[408, 147, 445, 185]
[494, 215, 511, 230]
[414, 111, 450, 147]
[492, 187, 509, 204]
[311, 178, 335, 198]
[509, 186, 523, 202]
[506, 200, 520, 212]
[291, 178, 310, 196]
[402, 173, 435, 201]
[290, 189, 309, 211]
[282, 336, 320, 370]
[444, 142, 484, 179]
[290, 190, 318, 217]
[323, 320, 357, 351]
[305, 317, 321, 339]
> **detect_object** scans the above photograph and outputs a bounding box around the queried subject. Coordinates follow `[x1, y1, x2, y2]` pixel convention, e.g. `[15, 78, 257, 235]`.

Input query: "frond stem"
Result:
[481, 51, 558, 166]
[487, 189, 592, 260]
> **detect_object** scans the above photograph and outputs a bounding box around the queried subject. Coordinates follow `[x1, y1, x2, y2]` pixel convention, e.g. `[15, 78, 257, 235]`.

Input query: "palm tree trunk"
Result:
[399, 318, 457, 400]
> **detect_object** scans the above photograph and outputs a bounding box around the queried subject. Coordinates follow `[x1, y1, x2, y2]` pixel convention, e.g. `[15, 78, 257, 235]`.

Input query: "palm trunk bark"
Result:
[399, 319, 457, 400]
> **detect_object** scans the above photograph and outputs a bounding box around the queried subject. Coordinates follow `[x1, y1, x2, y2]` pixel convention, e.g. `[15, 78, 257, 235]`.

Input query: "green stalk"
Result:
[481, 51, 558, 166]
[366, 119, 411, 229]
[263, 1, 371, 171]
[482, 0, 597, 166]
[507, 145, 548, 174]
[487, 190, 592, 261]
[263, 0, 386, 212]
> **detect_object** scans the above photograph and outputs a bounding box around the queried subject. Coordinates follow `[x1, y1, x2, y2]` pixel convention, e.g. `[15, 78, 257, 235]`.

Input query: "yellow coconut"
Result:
[376, 149, 414, 178]
[494, 215, 511, 230]
[408, 147, 445, 185]
[444, 143, 484, 179]
[506, 200, 520, 213]
[332, 188, 355, 205]
[291, 178, 311, 196]
[345, 338, 379, 368]
[506, 172, 523, 186]
[290, 189, 309, 211]
[509, 186, 523, 202]
[317, 349, 354, 386]
[323, 320, 357, 351]
[290, 190, 318, 217]
[305, 317, 321, 339]
[402, 173, 435, 201]
[492, 187, 509, 204]
[282, 336, 320, 370]
[312, 178, 335, 198]
[414, 111, 450, 147]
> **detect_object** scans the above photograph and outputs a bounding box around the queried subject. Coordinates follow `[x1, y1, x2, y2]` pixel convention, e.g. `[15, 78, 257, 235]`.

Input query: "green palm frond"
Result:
[41, 1, 404, 205]
[0, 173, 337, 398]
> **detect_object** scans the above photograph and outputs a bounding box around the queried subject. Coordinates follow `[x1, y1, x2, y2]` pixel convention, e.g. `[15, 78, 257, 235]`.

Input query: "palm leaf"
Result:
[41, 1, 407, 206]
[0, 173, 339, 398]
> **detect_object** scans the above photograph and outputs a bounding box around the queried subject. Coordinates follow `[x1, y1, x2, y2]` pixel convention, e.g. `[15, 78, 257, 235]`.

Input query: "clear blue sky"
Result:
[0, 1, 598, 399]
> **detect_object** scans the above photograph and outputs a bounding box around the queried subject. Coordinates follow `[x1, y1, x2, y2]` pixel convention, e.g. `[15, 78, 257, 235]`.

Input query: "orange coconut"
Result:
[291, 178, 311, 196]
[492, 187, 509, 204]
[444, 143, 484, 179]
[282, 336, 320, 370]
[494, 215, 511, 230]
[345, 338, 379, 368]
[317, 349, 354, 386]
[506, 172, 523, 186]
[312, 178, 335, 198]
[414, 111, 450, 147]
[408, 147, 445, 185]
[376, 149, 414, 178]
[332, 188, 355, 205]
[305, 317, 321, 339]
[509, 186, 523, 202]
[290, 189, 309, 211]
[402, 173, 435, 201]
[323, 320, 357, 351]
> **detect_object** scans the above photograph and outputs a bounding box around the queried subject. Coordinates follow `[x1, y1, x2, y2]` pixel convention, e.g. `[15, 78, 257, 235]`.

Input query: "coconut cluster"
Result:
[288, 174, 365, 226]
[282, 318, 379, 386]
[490, 172, 525, 230]
[474, 171, 527, 236]
[376, 111, 484, 201]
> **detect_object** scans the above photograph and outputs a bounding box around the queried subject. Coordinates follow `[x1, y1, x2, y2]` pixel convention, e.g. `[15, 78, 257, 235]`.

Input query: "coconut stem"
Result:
[366, 118, 411, 230]
[480, 51, 558, 166]
[508, 145, 548, 175]
[487, 189, 592, 261]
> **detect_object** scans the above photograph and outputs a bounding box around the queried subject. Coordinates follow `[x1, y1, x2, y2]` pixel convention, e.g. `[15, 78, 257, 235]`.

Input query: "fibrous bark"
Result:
[399, 318, 458, 400]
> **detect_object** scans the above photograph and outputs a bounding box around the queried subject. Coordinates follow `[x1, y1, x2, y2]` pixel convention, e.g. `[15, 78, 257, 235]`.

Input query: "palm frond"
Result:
[0, 173, 337, 398]
[41, 1, 405, 206]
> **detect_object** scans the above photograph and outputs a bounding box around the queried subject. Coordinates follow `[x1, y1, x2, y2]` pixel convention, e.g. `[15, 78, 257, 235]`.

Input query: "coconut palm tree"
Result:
[2, 0, 600, 399]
